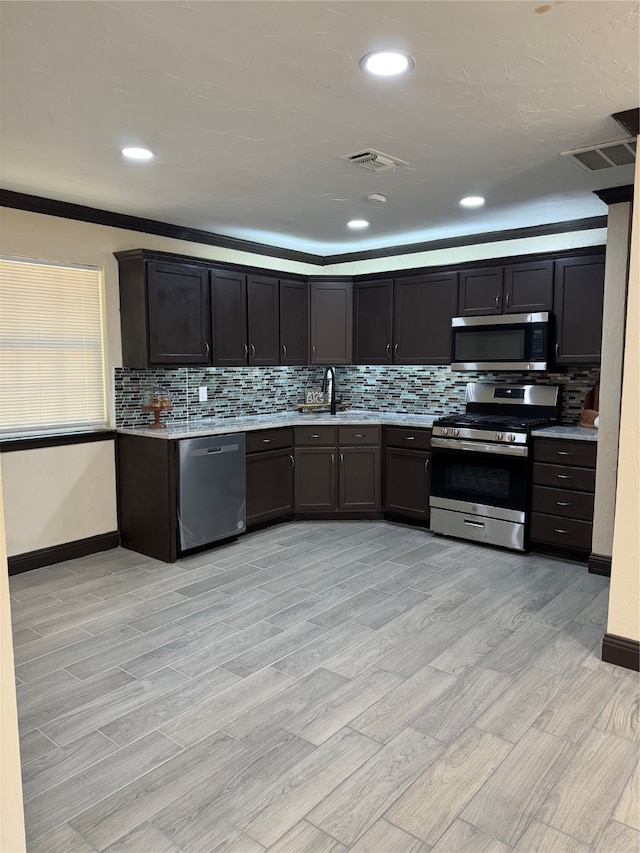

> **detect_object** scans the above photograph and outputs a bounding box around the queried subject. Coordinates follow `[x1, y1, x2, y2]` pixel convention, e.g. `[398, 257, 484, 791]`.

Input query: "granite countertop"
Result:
[117, 409, 443, 440]
[531, 424, 598, 442]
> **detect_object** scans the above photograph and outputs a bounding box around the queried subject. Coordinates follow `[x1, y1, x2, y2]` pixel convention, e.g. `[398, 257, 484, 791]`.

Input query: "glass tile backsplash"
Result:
[115, 365, 600, 430]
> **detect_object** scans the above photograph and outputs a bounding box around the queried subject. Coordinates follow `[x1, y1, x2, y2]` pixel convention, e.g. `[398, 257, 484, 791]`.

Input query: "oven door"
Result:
[429, 437, 528, 522]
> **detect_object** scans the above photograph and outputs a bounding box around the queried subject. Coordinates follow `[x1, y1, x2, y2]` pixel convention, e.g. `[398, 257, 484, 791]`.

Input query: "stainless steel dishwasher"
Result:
[177, 433, 246, 551]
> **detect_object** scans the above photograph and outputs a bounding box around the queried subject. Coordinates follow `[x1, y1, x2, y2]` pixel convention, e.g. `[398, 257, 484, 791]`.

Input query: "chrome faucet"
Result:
[322, 366, 337, 415]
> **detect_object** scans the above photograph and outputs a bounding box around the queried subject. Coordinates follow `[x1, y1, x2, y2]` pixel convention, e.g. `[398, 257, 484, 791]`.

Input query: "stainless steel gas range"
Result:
[429, 383, 559, 551]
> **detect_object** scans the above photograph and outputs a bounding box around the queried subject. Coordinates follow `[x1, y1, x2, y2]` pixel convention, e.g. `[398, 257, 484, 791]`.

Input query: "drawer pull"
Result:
[464, 519, 485, 528]
[554, 528, 569, 535]
[556, 501, 571, 506]
[556, 451, 573, 456]
[353, 433, 365, 438]
[310, 434, 321, 439]
[262, 438, 272, 444]
[556, 474, 572, 479]
[403, 435, 415, 441]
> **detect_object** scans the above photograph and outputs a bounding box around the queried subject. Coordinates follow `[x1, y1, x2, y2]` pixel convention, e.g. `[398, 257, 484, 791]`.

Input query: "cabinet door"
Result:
[394, 273, 457, 364]
[147, 261, 211, 365]
[247, 275, 279, 366]
[458, 267, 504, 315]
[504, 260, 553, 314]
[310, 281, 352, 364]
[246, 448, 294, 526]
[280, 280, 309, 365]
[211, 268, 248, 366]
[339, 446, 381, 511]
[353, 280, 394, 364]
[294, 447, 336, 510]
[384, 447, 430, 521]
[553, 255, 605, 364]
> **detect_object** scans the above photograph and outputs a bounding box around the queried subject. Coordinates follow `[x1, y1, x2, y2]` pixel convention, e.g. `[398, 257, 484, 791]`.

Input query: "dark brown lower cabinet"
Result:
[383, 426, 432, 523]
[294, 426, 381, 515]
[529, 437, 597, 559]
[246, 428, 294, 526]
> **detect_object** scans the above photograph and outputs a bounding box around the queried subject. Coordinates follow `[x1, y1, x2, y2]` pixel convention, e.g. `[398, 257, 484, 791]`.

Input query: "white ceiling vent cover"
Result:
[561, 137, 636, 173]
[340, 148, 409, 174]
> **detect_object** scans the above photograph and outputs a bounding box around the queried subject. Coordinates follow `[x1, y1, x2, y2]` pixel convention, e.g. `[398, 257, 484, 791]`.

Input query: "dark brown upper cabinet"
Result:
[353, 279, 394, 364]
[458, 261, 554, 317]
[280, 279, 309, 365]
[116, 250, 211, 368]
[210, 268, 248, 366]
[457, 267, 505, 315]
[310, 280, 353, 364]
[503, 260, 554, 313]
[553, 254, 605, 364]
[393, 272, 458, 364]
[247, 274, 280, 366]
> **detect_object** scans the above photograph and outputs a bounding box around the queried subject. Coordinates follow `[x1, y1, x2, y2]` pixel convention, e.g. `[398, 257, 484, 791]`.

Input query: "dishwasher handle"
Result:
[189, 443, 241, 457]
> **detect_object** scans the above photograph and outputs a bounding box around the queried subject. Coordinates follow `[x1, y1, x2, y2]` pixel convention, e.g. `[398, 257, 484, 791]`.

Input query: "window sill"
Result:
[0, 429, 116, 452]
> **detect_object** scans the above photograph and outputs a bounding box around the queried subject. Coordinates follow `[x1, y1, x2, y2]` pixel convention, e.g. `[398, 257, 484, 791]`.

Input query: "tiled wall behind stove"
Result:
[115, 365, 600, 428]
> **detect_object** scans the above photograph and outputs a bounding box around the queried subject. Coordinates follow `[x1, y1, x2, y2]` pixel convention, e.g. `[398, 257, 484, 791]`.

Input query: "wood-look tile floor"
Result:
[10, 521, 639, 853]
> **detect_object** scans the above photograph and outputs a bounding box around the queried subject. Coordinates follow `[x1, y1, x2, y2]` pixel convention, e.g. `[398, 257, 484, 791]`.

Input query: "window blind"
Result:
[0, 256, 107, 436]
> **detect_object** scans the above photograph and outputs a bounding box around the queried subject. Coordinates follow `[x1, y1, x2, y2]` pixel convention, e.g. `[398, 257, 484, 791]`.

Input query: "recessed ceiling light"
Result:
[360, 50, 414, 77]
[121, 146, 155, 161]
[459, 196, 486, 208]
[347, 219, 370, 230]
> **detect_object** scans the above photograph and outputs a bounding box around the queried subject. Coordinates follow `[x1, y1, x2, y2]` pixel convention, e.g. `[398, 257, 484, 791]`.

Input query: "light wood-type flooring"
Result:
[10, 521, 640, 852]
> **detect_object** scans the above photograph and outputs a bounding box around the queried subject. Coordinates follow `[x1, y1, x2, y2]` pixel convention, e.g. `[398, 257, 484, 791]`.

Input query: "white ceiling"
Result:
[0, 1, 638, 257]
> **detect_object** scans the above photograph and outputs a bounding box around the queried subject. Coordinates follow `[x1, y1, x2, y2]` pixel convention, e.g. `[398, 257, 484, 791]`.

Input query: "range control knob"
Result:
[507, 433, 516, 442]
[441, 428, 448, 436]
[496, 432, 504, 441]
[452, 428, 459, 437]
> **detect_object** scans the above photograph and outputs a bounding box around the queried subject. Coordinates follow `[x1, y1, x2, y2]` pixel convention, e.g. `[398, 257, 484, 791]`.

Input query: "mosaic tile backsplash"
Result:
[115, 364, 600, 429]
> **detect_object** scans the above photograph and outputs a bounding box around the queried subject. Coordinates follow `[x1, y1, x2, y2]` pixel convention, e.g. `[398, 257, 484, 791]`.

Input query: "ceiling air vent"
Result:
[340, 148, 409, 174]
[561, 137, 636, 173]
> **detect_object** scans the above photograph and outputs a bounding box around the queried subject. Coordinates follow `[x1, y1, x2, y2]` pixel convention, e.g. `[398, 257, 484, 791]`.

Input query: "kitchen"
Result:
[1, 2, 639, 851]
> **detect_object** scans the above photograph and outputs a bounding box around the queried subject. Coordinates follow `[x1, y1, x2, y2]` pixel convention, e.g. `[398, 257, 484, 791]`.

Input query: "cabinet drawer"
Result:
[294, 426, 337, 446]
[246, 427, 294, 454]
[338, 426, 380, 446]
[534, 439, 597, 469]
[531, 486, 594, 521]
[533, 463, 596, 493]
[530, 512, 592, 551]
[384, 426, 431, 450]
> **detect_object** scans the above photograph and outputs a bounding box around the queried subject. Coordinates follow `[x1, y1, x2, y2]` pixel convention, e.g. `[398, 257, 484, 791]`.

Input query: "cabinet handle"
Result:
[505, 293, 510, 309]
[557, 474, 572, 479]
[312, 345, 316, 358]
[353, 433, 365, 438]
[394, 343, 399, 357]
[556, 451, 573, 456]
[262, 438, 272, 443]
[331, 453, 335, 467]
[340, 453, 344, 468]
[556, 501, 571, 506]
[289, 454, 295, 470]
[425, 458, 430, 473]
[386, 343, 391, 357]
[554, 528, 569, 535]
[282, 344, 287, 360]
[555, 342, 559, 358]
[495, 294, 500, 309]
[403, 435, 415, 441]
[250, 344, 256, 358]
[204, 342, 210, 358]
[310, 433, 320, 439]
[243, 344, 248, 358]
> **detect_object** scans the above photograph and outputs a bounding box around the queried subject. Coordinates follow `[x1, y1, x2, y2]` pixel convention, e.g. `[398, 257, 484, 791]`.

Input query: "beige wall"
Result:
[0, 461, 26, 853]
[2, 441, 118, 557]
[606, 145, 640, 643]
[592, 201, 632, 558]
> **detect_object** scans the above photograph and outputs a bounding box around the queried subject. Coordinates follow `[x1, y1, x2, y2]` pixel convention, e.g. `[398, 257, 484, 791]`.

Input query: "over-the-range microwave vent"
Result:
[561, 137, 636, 173]
[339, 148, 409, 174]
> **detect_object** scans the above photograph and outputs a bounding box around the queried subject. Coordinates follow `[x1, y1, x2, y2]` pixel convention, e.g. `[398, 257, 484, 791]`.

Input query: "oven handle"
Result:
[431, 437, 528, 457]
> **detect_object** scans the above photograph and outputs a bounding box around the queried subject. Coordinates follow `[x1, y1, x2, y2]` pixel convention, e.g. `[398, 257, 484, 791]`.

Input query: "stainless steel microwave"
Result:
[451, 311, 549, 371]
